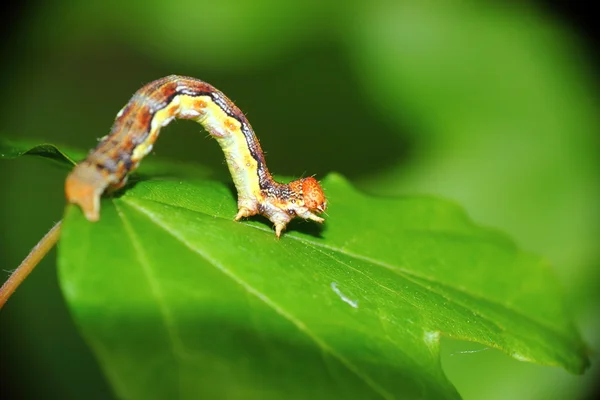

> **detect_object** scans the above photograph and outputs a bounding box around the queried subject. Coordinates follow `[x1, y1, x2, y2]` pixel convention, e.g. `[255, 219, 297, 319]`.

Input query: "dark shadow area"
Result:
[285, 217, 326, 238]
[219, 42, 415, 180]
[538, 1, 600, 63]
[0, 0, 36, 58]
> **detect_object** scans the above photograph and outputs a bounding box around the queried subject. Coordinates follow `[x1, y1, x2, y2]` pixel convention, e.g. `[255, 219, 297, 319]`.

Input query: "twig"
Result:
[0, 220, 62, 309]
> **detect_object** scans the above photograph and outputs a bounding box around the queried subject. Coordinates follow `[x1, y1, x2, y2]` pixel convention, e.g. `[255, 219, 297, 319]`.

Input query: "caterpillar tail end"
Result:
[65, 163, 107, 222]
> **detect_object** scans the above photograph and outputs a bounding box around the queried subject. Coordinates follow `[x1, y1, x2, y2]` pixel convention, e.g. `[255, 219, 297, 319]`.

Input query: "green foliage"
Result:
[2, 139, 589, 399]
[0, 140, 77, 167]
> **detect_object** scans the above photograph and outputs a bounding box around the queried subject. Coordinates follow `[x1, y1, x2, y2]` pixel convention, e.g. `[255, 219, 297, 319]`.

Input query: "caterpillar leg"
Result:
[273, 214, 322, 239]
[275, 224, 286, 239]
[106, 177, 128, 194]
[234, 206, 258, 221]
[304, 212, 325, 224]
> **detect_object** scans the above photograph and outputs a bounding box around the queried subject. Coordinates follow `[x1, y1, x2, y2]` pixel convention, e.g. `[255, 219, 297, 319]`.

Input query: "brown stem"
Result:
[0, 220, 62, 309]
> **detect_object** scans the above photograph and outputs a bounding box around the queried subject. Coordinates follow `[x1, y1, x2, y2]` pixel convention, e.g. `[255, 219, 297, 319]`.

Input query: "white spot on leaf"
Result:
[423, 331, 439, 346]
[330, 282, 358, 309]
[511, 352, 531, 362]
[450, 348, 489, 356]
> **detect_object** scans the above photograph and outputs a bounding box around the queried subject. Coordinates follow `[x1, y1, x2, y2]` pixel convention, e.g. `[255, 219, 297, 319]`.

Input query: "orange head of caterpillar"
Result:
[300, 177, 327, 214]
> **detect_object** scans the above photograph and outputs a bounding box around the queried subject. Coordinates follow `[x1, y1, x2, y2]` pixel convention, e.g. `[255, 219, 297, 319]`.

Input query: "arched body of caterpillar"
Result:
[65, 75, 327, 237]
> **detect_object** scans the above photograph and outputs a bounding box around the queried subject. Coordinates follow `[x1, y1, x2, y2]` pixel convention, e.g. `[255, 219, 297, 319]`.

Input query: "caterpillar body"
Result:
[65, 75, 327, 237]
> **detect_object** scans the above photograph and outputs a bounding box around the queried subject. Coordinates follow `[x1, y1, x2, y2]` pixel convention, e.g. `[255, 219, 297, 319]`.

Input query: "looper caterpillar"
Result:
[65, 75, 327, 237]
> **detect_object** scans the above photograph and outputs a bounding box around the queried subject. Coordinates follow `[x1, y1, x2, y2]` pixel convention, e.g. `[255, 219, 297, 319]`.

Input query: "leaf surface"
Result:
[2, 140, 589, 399]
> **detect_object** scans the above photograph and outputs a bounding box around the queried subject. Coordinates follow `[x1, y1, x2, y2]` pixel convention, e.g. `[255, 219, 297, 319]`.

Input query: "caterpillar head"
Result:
[301, 177, 327, 214]
[287, 176, 327, 214]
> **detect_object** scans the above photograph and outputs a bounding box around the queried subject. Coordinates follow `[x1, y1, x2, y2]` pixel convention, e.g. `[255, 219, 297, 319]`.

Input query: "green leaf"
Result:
[0, 137, 79, 167]
[3, 140, 589, 399]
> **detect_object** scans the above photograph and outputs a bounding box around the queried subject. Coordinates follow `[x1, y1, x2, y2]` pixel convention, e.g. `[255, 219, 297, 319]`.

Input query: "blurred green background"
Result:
[1, 1, 598, 399]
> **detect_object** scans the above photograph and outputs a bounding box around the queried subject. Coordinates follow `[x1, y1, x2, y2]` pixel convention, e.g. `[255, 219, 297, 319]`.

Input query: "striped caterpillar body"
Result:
[65, 75, 327, 237]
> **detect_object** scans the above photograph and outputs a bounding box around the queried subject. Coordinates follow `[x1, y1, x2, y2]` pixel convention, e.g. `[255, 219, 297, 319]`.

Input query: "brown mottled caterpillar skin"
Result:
[65, 75, 327, 237]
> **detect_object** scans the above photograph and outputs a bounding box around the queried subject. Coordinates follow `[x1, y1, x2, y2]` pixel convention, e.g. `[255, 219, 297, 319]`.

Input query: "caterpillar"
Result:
[65, 75, 327, 237]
